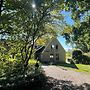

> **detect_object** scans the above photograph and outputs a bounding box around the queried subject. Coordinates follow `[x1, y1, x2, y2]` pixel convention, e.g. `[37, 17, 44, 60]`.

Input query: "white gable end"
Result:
[41, 38, 66, 63]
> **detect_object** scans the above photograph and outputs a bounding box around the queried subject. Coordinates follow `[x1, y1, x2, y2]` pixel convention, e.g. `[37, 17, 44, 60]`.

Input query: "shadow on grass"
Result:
[41, 60, 78, 69]
[56, 63, 78, 69]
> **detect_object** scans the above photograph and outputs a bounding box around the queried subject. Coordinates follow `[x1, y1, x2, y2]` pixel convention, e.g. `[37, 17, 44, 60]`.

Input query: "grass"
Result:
[29, 60, 90, 74]
[75, 64, 90, 74]
[56, 63, 78, 69]
[57, 63, 90, 74]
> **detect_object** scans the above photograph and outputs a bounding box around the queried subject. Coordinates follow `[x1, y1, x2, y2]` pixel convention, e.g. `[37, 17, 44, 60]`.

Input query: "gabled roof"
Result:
[42, 38, 65, 53]
[35, 46, 45, 53]
[35, 38, 65, 54]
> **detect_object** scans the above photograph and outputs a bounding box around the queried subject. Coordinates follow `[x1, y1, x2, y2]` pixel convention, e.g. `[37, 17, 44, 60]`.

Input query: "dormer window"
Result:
[51, 45, 55, 49]
[56, 45, 58, 49]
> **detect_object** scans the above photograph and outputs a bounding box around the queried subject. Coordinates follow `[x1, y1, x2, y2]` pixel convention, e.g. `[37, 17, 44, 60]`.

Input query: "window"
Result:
[51, 45, 55, 49]
[56, 53, 59, 60]
[56, 45, 58, 49]
[50, 54, 54, 58]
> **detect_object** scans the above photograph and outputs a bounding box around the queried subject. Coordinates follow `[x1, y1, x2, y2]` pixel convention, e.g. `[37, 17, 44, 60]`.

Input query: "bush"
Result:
[81, 55, 90, 64]
[72, 50, 90, 64]
[0, 59, 46, 90]
[72, 49, 83, 63]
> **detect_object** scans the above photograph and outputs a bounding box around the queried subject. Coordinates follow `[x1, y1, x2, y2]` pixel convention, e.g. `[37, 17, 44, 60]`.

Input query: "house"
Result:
[34, 38, 66, 64]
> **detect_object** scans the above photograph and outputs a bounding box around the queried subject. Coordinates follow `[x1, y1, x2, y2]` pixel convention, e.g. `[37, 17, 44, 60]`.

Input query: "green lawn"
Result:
[57, 63, 90, 74]
[75, 64, 90, 74]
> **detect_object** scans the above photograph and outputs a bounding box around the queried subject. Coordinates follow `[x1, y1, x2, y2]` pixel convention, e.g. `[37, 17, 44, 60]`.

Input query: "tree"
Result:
[72, 49, 83, 63]
[0, 0, 65, 68]
[72, 18, 90, 52]
[62, 0, 90, 52]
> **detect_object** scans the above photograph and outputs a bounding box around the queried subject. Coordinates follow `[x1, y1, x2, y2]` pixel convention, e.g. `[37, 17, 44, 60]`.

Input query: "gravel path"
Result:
[43, 65, 90, 85]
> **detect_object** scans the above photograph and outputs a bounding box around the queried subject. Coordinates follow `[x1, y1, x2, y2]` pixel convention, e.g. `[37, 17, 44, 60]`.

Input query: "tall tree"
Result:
[62, 0, 90, 52]
[0, 0, 65, 67]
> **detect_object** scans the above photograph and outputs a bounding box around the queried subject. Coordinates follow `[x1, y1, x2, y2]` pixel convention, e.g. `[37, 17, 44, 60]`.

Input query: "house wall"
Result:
[41, 38, 66, 63]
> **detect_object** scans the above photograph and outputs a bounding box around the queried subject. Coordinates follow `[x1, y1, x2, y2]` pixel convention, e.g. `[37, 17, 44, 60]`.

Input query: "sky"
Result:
[58, 11, 74, 51]
[57, 36, 72, 51]
[61, 10, 74, 26]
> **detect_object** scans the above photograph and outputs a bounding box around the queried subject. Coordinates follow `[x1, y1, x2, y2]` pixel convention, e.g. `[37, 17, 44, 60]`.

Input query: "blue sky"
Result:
[57, 36, 72, 51]
[58, 11, 74, 51]
[61, 10, 74, 26]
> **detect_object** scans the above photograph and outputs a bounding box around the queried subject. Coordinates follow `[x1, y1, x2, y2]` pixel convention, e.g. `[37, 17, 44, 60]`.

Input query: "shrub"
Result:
[72, 49, 83, 63]
[0, 59, 45, 89]
[28, 59, 39, 65]
[81, 54, 90, 64]
[72, 50, 90, 64]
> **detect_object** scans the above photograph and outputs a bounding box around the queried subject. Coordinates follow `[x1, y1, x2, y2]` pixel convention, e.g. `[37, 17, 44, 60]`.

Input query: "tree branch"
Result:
[0, 0, 3, 15]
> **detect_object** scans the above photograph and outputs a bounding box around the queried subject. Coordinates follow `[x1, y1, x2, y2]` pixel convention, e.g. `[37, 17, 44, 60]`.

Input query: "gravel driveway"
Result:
[42, 65, 90, 85]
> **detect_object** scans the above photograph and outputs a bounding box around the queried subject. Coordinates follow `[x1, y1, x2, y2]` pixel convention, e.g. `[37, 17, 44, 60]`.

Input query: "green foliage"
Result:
[0, 1, 68, 88]
[0, 58, 45, 89]
[28, 59, 37, 64]
[81, 54, 90, 64]
[0, 0, 66, 67]
[72, 49, 83, 64]
[66, 50, 72, 58]
[2, 0, 90, 89]
[61, 0, 90, 52]
[71, 18, 90, 52]
[72, 50, 90, 64]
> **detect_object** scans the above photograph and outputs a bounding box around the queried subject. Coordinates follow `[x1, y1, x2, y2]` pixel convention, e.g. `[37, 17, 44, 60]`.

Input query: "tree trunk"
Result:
[24, 37, 35, 68]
